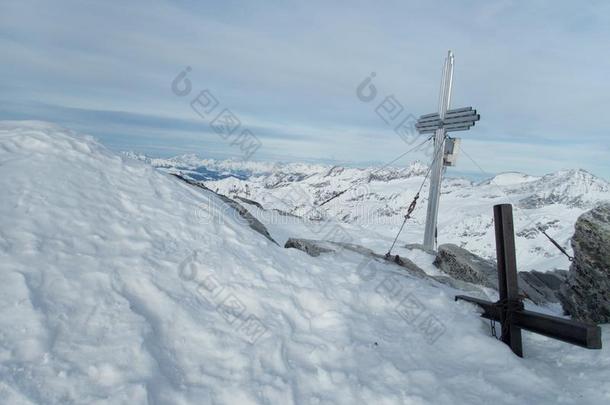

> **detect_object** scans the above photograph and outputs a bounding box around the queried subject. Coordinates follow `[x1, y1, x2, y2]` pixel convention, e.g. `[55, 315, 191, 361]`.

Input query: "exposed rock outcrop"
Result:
[518, 270, 568, 305]
[218, 194, 278, 245]
[284, 238, 336, 257]
[434, 243, 568, 305]
[559, 203, 610, 323]
[433, 244, 498, 289]
[172, 173, 278, 245]
[235, 196, 263, 209]
[284, 238, 428, 277]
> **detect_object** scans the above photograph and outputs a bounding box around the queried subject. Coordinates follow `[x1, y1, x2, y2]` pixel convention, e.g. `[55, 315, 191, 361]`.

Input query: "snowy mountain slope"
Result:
[154, 157, 610, 272]
[480, 172, 540, 186]
[1, 121, 609, 404]
[516, 169, 609, 208]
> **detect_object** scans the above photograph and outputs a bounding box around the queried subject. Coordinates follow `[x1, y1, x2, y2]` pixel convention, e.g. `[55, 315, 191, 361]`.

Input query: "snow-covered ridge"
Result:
[0, 121, 285, 402]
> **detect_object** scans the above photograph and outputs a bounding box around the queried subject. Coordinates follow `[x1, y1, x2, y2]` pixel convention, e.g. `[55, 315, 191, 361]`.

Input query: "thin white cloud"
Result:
[0, 0, 609, 178]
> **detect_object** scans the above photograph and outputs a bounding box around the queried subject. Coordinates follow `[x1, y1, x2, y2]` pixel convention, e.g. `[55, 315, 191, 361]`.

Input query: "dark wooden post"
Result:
[455, 204, 601, 356]
[493, 204, 523, 357]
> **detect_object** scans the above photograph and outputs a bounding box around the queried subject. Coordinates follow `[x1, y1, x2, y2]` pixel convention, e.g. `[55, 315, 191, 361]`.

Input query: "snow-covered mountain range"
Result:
[136, 154, 610, 272]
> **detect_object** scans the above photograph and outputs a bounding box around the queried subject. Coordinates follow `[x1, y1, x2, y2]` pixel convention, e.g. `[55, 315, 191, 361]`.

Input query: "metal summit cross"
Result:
[417, 50, 480, 251]
[456, 204, 602, 357]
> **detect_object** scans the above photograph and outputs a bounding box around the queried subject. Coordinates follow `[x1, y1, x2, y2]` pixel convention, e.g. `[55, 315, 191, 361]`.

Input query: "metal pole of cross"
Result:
[418, 51, 481, 251]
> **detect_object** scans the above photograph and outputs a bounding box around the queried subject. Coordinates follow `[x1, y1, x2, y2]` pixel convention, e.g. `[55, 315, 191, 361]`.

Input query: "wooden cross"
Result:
[456, 204, 602, 357]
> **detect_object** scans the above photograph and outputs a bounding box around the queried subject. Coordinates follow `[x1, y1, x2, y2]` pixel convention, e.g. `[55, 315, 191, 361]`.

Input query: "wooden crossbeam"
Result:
[455, 295, 602, 349]
[456, 204, 602, 357]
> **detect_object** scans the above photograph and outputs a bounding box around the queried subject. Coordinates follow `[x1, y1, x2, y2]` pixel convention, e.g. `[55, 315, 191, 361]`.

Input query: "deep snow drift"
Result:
[1, 121, 609, 404]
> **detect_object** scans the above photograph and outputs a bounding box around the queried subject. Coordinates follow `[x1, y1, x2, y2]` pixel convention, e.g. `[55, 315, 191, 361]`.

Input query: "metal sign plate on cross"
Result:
[416, 107, 480, 134]
[456, 204, 602, 357]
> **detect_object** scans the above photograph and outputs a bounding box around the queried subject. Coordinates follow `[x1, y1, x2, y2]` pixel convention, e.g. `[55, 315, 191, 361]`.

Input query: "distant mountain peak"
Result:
[517, 168, 609, 209]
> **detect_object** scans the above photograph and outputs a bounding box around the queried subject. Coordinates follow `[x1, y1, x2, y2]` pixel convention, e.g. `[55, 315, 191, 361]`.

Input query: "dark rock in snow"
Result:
[518, 270, 568, 305]
[431, 275, 487, 296]
[218, 195, 278, 245]
[433, 244, 498, 289]
[285, 238, 336, 257]
[235, 196, 263, 209]
[284, 238, 429, 277]
[172, 173, 278, 245]
[435, 243, 567, 304]
[335, 243, 429, 277]
[285, 239, 488, 296]
[559, 203, 610, 323]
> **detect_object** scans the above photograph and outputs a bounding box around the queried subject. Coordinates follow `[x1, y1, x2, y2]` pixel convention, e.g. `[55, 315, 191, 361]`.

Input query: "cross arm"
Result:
[455, 295, 602, 349]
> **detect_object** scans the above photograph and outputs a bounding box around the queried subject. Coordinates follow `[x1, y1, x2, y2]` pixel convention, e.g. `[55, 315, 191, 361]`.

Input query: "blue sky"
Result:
[1, 0, 609, 179]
